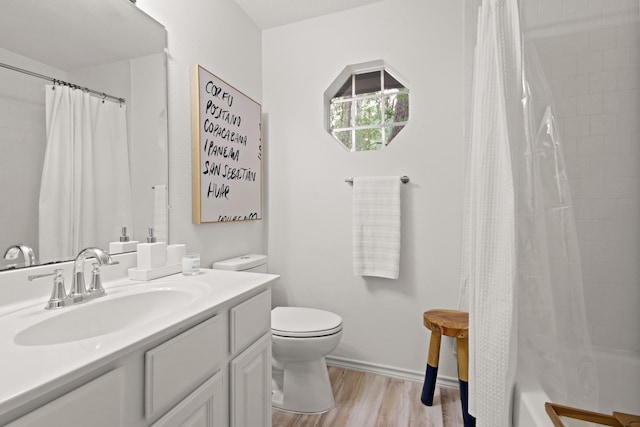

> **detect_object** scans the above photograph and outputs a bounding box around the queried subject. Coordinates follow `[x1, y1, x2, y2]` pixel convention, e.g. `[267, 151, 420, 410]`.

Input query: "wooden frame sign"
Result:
[192, 65, 262, 223]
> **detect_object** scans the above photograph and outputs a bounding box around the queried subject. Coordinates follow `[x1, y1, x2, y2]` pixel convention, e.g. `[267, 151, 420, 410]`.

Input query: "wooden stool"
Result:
[420, 309, 475, 427]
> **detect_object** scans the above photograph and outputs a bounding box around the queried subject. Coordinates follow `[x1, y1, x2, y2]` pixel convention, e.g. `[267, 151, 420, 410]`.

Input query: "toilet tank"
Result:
[211, 254, 267, 273]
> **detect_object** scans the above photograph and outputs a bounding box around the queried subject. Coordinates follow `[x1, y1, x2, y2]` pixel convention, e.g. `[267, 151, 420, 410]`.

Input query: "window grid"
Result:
[329, 69, 408, 152]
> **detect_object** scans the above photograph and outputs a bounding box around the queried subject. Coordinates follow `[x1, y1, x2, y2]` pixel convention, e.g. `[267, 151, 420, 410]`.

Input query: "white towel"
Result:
[352, 176, 401, 279]
[153, 185, 168, 243]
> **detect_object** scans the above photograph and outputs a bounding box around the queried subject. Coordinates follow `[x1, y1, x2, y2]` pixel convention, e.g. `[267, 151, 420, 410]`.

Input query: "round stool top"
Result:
[272, 307, 343, 338]
[423, 309, 468, 338]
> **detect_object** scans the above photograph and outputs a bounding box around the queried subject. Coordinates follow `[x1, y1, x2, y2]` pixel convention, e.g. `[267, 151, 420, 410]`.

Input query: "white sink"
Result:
[14, 285, 201, 346]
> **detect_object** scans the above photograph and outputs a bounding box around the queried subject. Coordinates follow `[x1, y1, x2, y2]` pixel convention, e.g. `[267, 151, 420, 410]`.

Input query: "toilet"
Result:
[212, 254, 343, 414]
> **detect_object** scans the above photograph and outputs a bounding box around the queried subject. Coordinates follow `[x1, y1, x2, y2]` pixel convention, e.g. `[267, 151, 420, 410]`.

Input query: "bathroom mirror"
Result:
[0, 0, 168, 270]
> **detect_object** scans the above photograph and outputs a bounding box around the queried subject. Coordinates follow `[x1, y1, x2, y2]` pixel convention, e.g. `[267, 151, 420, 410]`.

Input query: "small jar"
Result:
[182, 253, 200, 275]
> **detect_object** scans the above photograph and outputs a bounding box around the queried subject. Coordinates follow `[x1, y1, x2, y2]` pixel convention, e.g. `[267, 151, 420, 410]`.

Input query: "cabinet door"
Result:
[151, 371, 223, 427]
[145, 314, 224, 419]
[230, 332, 272, 427]
[6, 368, 124, 427]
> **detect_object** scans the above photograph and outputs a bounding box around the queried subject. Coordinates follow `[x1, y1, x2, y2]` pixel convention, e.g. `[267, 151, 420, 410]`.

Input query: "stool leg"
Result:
[456, 336, 475, 427]
[420, 330, 441, 406]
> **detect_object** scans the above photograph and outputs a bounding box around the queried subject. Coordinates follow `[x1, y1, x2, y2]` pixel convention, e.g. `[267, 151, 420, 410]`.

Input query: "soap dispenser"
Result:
[109, 226, 139, 254]
[136, 227, 167, 269]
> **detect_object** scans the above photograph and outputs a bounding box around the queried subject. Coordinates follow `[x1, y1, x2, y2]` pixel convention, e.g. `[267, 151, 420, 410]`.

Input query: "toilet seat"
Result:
[272, 307, 343, 338]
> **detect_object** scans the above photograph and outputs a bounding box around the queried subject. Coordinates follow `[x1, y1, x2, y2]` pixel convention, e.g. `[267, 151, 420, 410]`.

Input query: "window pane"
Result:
[383, 71, 404, 90]
[330, 100, 352, 129]
[384, 93, 409, 123]
[387, 125, 405, 145]
[333, 130, 352, 150]
[354, 71, 381, 95]
[334, 76, 352, 98]
[355, 128, 383, 151]
[356, 98, 382, 126]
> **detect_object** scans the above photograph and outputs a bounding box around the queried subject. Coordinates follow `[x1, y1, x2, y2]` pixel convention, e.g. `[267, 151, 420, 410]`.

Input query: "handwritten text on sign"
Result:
[193, 65, 262, 223]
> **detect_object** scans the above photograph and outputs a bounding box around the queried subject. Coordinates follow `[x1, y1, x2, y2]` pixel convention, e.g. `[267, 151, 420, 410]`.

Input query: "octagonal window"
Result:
[325, 61, 409, 151]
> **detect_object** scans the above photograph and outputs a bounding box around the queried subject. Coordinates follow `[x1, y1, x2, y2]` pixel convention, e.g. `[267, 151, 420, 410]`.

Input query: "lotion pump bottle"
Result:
[109, 226, 139, 254]
[136, 227, 167, 269]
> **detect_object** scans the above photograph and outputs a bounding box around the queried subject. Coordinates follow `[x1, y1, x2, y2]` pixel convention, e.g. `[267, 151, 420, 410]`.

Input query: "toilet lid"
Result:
[271, 307, 343, 338]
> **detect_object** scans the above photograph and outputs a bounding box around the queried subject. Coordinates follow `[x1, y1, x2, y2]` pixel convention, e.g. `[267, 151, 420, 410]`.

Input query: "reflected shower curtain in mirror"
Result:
[458, 0, 598, 425]
[39, 85, 133, 262]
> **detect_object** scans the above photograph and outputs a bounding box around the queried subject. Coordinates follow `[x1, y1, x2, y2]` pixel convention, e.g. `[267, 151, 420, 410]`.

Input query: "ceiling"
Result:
[232, 0, 385, 29]
[0, 0, 383, 71]
[0, 0, 165, 71]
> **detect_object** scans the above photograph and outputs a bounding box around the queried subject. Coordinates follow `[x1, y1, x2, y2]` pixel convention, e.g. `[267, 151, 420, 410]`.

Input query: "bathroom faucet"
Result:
[3, 243, 37, 267]
[27, 248, 118, 310]
[69, 247, 118, 302]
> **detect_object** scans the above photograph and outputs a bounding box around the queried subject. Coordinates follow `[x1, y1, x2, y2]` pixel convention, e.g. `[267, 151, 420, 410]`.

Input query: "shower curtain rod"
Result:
[0, 61, 126, 104]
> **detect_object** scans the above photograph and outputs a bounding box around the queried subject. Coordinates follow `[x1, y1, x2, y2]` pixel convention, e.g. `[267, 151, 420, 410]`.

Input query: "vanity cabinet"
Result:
[2, 286, 273, 427]
[150, 288, 272, 427]
[5, 368, 125, 427]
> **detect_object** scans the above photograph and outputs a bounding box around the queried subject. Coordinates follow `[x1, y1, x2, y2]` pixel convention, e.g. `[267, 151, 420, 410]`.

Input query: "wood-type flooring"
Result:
[272, 366, 464, 427]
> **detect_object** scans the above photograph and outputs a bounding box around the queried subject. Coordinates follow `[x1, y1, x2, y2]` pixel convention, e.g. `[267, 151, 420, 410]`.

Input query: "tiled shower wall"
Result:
[528, 0, 640, 352]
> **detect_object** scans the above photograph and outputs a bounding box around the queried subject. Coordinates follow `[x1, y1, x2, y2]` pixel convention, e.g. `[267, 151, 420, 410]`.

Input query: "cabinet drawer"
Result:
[230, 289, 271, 356]
[145, 314, 224, 419]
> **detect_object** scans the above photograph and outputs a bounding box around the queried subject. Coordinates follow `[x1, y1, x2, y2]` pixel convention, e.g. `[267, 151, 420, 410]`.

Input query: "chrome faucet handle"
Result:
[28, 269, 69, 310]
[87, 263, 106, 298]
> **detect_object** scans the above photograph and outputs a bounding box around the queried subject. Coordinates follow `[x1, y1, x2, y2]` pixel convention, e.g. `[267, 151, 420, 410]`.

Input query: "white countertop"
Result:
[0, 268, 278, 418]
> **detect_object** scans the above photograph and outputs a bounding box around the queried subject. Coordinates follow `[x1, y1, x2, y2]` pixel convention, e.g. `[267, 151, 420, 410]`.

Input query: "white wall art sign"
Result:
[191, 65, 262, 223]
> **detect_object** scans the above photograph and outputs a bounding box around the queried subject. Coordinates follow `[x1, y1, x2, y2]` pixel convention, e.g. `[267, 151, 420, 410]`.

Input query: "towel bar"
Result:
[345, 176, 409, 185]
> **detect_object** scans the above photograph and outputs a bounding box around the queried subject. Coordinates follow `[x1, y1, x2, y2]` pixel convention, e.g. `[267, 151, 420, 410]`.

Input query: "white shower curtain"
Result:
[460, 0, 597, 425]
[39, 85, 133, 262]
[518, 41, 598, 410]
[460, 1, 522, 425]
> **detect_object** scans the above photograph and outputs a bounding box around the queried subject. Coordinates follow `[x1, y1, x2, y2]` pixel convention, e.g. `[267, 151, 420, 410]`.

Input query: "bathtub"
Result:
[513, 346, 640, 426]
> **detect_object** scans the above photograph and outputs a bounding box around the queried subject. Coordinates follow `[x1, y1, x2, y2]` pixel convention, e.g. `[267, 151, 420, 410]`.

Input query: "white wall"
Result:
[138, 0, 466, 379]
[137, 0, 265, 268]
[263, 0, 466, 379]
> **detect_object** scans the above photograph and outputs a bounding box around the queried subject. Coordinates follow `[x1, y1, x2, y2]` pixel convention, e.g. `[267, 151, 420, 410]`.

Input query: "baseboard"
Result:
[325, 356, 460, 389]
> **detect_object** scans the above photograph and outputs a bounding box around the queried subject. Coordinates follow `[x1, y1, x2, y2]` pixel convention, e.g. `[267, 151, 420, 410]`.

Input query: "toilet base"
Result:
[272, 357, 334, 414]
